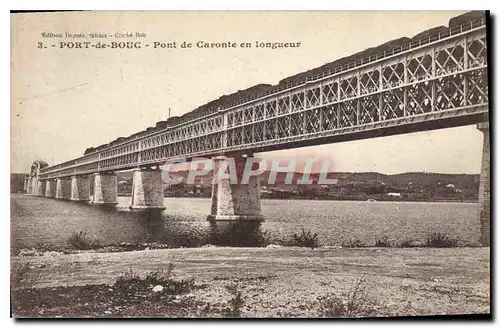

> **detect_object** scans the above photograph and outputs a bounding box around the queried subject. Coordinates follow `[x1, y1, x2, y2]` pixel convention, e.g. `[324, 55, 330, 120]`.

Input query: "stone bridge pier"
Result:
[45, 180, 57, 198]
[478, 122, 490, 246]
[130, 167, 166, 210]
[36, 180, 46, 197]
[208, 153, 263, 222]
[56, 178, 72, 200]
[28, 177, 37, 195]
[92, 172, 118, 205]
[70, 176, 90, 202]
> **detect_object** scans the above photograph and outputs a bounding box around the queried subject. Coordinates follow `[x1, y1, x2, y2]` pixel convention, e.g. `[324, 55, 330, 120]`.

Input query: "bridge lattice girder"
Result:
[39, 21, 488, 180]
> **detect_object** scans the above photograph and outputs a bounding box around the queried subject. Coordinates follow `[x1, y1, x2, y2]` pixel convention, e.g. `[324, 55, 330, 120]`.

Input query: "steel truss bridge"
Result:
[39, 19, 488, 180]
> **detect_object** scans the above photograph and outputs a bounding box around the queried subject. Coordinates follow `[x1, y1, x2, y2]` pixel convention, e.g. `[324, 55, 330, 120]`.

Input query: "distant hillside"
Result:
[323, 172, 479, 190]
[386, 172, 480, 190]
[11, 171, 479, 202]
[115, 170, 479, 189]
[10, 171, 478, 191]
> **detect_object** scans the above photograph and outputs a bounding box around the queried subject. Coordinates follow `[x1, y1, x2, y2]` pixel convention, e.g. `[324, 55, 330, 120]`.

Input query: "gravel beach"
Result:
[11, 246, 490, 318]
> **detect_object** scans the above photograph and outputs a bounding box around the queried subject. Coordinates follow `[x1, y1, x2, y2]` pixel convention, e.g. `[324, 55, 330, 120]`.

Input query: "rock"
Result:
[409, 240, 424, 247]
[266, 244, 283, 248]
[319, 245, 341, 249]
[43, 251, 62, 257]
[19, 249, 39, 256]
[152, 285, 164, 293]
[464, 242, 481, 247]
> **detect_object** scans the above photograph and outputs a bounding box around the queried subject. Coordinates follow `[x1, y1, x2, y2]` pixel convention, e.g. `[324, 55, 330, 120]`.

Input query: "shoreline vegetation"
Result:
[13, 228, 482, 257]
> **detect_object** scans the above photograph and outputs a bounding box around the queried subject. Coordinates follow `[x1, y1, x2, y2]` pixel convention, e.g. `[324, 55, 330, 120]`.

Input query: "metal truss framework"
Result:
[39, 23, 488, 180]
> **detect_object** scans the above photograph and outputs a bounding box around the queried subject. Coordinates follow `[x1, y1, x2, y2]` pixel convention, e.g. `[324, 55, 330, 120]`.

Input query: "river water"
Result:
[11, 194, 480, 250]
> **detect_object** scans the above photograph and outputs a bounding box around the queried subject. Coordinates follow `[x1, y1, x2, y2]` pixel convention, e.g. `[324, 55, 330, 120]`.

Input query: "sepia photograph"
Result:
[10, 9, 490, 319]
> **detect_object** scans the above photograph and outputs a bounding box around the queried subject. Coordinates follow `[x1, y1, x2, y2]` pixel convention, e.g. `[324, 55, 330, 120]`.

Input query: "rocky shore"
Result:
[11, 246, 490, 318]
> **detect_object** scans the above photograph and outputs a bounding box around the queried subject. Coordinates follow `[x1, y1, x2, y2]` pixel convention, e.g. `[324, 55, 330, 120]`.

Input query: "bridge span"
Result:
[24, 12, 490, 245]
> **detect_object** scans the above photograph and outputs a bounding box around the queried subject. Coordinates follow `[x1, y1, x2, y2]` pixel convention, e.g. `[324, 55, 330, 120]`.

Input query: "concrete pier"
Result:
[32, 177, 38, 195]
[477, 122, 490, 246]
[130, 168, 165, 210]
[32, 178, 39, 195]
[208, 154, 263, 222]
[28, 177, 36, 195]
[55, 178, 71, 200]
[92, 173, 118, 205]
[70, 176, 90, 202]
[45, 180, 56, 198]
[36, 180, 46, 196]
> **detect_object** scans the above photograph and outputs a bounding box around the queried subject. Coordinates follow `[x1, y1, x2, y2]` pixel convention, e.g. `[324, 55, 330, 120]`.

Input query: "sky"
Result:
[10, 10, 486, 174]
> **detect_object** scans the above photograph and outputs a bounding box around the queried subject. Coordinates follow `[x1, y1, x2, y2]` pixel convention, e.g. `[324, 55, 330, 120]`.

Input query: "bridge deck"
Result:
[38, 16, 488, 180]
